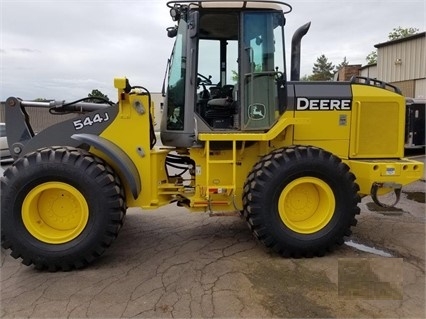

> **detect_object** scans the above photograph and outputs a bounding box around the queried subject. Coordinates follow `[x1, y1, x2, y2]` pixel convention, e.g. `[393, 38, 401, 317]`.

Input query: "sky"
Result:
[1, 0, 425, 101]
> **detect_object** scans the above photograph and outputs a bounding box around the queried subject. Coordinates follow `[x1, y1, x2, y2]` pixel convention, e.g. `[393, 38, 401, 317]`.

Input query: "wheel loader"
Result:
[1, 0, 423, 271]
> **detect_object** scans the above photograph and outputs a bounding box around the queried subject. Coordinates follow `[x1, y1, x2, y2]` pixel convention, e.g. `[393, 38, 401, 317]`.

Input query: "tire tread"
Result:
[242, 146, 360, 257]
[1, 147, 126, 271]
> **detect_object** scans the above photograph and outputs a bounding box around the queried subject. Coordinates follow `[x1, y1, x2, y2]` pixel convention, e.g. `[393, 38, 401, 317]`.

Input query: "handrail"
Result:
[349, 76, 402, 95]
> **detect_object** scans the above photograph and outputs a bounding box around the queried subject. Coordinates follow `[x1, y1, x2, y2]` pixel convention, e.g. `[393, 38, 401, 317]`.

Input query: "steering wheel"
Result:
[197, 73, 213, 85]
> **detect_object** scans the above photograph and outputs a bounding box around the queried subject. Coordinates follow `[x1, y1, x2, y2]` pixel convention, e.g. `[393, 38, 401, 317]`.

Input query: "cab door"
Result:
[240, 11, 286, 130]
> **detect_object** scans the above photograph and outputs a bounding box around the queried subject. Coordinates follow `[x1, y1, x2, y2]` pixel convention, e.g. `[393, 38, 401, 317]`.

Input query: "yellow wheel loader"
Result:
[1, 0, 423, 270]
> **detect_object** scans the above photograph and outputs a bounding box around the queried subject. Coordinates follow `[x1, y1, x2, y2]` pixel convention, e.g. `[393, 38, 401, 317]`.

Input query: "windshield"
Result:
[166, 20, 187, 131]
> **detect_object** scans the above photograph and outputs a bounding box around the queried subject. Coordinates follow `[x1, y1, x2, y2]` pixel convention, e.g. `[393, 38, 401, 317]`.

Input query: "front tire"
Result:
[1, 147, 126, 271]
[242, 146, 360, 257]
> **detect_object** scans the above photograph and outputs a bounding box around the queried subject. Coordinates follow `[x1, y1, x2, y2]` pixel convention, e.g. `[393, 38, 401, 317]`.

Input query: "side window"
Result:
[227, 40, 238, 86]
[197, 39, 238, 92]
[244, 13, 279, 73]
[198, 40, 220, 85]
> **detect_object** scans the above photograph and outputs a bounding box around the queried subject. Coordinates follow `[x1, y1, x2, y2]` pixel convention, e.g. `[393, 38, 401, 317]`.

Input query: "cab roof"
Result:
[167, 0, 292, 13]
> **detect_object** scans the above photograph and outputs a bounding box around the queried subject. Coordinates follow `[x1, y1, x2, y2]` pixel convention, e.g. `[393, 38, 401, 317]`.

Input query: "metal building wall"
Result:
[415, 78, 426, 98]
[359, 64, 378, 79]
[377, 35, 425, 83]
[391, 80, 415, 97]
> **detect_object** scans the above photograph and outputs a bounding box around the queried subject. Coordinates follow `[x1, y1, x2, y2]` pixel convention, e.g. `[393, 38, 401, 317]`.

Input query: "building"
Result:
[359, 63, 377, 80]
[337, 32, 425, 99]
[375, 32, 425, 98]
[334, 64, 362, 81]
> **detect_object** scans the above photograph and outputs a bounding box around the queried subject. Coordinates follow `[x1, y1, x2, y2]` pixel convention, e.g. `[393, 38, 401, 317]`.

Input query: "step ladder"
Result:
[204, 139, 237, 210]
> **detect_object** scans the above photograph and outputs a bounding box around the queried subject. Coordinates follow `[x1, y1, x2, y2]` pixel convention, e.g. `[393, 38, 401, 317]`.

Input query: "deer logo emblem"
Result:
[249, 103, 266, 120]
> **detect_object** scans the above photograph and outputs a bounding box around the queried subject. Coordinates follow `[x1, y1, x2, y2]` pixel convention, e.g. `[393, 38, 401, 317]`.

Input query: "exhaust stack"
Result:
[290, 22, 311, 81]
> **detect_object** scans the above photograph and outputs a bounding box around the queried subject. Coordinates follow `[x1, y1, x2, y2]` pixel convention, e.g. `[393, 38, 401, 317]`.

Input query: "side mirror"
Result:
[167, 26, 178, 38]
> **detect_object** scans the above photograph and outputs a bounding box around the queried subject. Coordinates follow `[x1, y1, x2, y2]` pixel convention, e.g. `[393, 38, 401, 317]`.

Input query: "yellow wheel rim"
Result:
[278, 177, 335, 234]
[22, 182, 89, 244]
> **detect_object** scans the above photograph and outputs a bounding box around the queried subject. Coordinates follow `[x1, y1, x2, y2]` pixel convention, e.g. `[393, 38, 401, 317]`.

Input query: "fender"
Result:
[72, 133, 141, 199]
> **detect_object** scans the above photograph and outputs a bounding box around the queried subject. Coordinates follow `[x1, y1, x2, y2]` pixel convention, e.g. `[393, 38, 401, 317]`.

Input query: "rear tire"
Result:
[1, 147, 126, 271]
[242, 146, 360, 257]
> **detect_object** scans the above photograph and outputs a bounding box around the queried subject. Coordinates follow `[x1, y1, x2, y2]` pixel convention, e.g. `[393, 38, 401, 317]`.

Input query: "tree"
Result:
[365, 50, 377, 65]
[336, 57, 349, 70]
[231, 64, 263, 82]
[388, 26, 419, 41]
[300, 74, 311, 81]
[88, 89, 110, 103]
[365, 27, 419, 65]
[309, 54, 335, 81]
[231, 70, 239, 83]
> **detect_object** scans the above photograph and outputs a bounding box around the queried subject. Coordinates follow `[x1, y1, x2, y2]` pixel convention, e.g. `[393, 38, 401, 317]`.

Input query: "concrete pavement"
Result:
[1, 155, 425, 318]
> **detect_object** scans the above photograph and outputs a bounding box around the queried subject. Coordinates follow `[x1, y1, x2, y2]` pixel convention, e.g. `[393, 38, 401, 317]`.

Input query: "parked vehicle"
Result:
[0, 123, 12, 162]
[405, 98, 425, 149]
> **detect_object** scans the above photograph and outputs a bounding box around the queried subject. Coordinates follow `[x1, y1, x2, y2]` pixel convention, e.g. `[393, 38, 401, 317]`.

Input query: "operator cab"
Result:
[160, 0, 291, 147]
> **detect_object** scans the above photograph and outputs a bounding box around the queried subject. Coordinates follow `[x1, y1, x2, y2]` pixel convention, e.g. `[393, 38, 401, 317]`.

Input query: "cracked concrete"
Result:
[1, 156, 425, 318]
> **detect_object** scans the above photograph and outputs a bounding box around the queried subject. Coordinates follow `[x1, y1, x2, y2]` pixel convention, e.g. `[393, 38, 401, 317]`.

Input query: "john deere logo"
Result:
[249, 104, 266, 120]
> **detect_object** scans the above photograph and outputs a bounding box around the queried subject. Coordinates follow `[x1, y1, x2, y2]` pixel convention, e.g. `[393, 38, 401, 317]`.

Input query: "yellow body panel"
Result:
[345, 158, 423, 195]
[90, 78, 423, 212]
[350, 85, 405, 158]
[95, 80, 171, 208]
[187, 142, 262, 211]
[293, 110, 351, 158]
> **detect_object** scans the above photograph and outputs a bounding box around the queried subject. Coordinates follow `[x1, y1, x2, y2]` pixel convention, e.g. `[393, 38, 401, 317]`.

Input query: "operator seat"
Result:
[204, 85, 236, 128]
